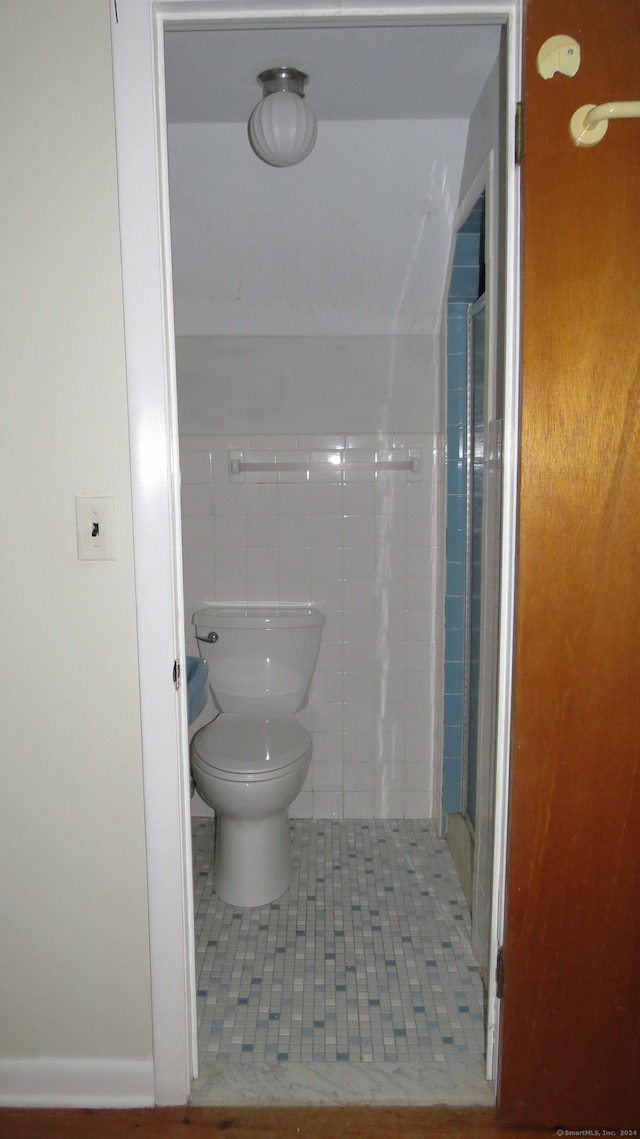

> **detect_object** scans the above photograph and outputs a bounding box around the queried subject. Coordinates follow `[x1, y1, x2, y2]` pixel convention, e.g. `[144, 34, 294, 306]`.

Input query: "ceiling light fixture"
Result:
[248, 67, 317, 168]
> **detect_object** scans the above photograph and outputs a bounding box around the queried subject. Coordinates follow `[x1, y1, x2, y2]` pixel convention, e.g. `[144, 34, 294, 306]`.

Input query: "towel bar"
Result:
[228, 448, 423, 482]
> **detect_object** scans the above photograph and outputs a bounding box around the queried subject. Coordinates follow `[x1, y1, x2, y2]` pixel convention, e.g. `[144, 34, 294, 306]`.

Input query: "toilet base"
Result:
[213, 809, 293, 907]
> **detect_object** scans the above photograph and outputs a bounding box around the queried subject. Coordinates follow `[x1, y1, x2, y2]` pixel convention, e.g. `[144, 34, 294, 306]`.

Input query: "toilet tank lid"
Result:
[192, 604, 325, 629]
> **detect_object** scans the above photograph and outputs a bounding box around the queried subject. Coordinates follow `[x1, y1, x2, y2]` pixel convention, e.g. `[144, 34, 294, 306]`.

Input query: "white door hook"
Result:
[570, 100, 640, 146]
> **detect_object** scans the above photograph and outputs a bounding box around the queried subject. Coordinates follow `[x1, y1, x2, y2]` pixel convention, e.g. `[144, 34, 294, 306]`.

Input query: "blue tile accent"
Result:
[445, 594, 465, 631]
[444, 660, 464, 695]
[446, 427, 464, 463]
[444, 191, 485, 820]
[448, 494, 467, 535]
[444, 462, 462, 498]
[449, 263, 481, 299]
[444, 724, 464, 760]
[443, 755, 462, 813]
[446, 352, 468, 391]
[446, 329, 467, 362]
[447, 388, 467, 428]
[446, 560, 466, 598]
[448, 300, 469, 319]
[444, 693, 464, 725]
[445, 624, 463, 663]
[454, 232, 482, 266]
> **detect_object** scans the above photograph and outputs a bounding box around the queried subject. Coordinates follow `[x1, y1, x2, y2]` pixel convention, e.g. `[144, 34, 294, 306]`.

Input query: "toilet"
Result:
[190, 604, 324, 907]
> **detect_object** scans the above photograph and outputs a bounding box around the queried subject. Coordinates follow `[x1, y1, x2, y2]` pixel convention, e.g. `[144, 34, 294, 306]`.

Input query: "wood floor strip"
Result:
[0, 1106, 553, 1138]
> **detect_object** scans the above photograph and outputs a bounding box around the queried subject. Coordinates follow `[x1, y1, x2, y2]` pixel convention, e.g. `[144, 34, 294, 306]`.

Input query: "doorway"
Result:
[170, 20, 499, 1100]
[110, 0, 522, 1105]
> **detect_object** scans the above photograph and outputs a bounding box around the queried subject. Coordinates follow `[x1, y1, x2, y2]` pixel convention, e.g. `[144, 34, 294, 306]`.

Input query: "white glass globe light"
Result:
[248, 69, 317, 168]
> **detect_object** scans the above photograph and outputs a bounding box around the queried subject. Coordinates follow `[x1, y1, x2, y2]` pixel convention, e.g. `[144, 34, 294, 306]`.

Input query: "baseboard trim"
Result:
[0, 1058, 155, 1108]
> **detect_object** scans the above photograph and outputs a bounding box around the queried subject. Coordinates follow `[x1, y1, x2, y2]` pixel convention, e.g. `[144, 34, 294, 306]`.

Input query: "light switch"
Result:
[75, 496, 116, 560]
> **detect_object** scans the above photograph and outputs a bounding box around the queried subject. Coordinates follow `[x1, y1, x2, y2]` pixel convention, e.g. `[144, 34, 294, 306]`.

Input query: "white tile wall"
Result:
[181, 433, 444, 819]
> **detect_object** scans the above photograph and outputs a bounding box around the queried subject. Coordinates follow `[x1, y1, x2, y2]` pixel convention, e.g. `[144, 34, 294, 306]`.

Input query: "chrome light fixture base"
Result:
[257, 67, 309, 97]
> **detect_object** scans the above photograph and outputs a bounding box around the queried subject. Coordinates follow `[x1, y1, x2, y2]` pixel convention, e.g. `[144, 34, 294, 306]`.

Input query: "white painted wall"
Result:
[0, 0, 153, 1105]
[176, 335, 439, 436]
[459, 54, 503, 205]
[169, 120, 468, 337]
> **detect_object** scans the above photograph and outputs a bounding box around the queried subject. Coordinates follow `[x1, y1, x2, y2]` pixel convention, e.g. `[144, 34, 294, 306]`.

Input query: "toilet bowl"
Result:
[190, 605, 324, 907]
[191, 714, 312, 907]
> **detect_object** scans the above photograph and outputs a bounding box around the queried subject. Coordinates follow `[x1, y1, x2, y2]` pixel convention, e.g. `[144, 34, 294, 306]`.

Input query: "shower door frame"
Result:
[110, 0, 523, 1105]
[463, 293, 487, 833]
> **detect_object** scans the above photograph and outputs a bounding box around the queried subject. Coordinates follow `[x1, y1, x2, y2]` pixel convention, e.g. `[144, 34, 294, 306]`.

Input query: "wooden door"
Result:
[498, 0, 640, 1127]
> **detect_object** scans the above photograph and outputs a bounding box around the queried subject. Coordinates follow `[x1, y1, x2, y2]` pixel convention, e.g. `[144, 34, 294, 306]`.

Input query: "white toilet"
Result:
[190, 604, 324, 907]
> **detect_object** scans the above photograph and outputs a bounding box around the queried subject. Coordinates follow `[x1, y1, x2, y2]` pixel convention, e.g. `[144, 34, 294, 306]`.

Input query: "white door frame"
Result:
[110, 0, 522, 1105]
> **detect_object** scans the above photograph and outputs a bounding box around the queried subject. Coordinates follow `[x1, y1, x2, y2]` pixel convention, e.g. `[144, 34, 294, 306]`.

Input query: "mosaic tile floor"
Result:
[192, 819, 485, 1067]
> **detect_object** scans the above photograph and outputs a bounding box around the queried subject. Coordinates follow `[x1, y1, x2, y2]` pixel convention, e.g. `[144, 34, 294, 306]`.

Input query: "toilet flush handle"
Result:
[197, 631, 218, 643]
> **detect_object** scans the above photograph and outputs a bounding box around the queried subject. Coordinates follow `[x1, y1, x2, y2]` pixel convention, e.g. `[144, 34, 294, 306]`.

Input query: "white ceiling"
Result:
[164, 24, 502, 123]
[164, 24, 501, 338]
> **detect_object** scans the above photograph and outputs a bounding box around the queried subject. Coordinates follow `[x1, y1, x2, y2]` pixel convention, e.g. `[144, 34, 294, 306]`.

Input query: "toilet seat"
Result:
[191, 714, 312, 782]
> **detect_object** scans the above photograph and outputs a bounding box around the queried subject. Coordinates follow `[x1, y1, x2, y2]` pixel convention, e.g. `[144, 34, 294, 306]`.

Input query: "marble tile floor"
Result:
[191, 818, 492, 1107]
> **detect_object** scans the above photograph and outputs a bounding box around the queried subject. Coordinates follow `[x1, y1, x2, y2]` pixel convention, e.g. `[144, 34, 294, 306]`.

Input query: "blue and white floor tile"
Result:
[191, 818, 492, 1106]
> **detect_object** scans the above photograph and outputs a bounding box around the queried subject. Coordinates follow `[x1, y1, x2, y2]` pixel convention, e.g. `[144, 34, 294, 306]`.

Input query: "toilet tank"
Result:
[193, 605, 325, 714]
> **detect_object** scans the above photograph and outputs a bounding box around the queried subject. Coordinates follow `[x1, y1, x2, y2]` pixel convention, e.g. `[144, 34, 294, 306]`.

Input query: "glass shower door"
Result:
[463, 295, 486, 831]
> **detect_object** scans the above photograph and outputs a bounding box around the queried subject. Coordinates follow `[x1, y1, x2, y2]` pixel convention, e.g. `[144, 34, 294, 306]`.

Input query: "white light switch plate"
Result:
[75, 496, 116, 560]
